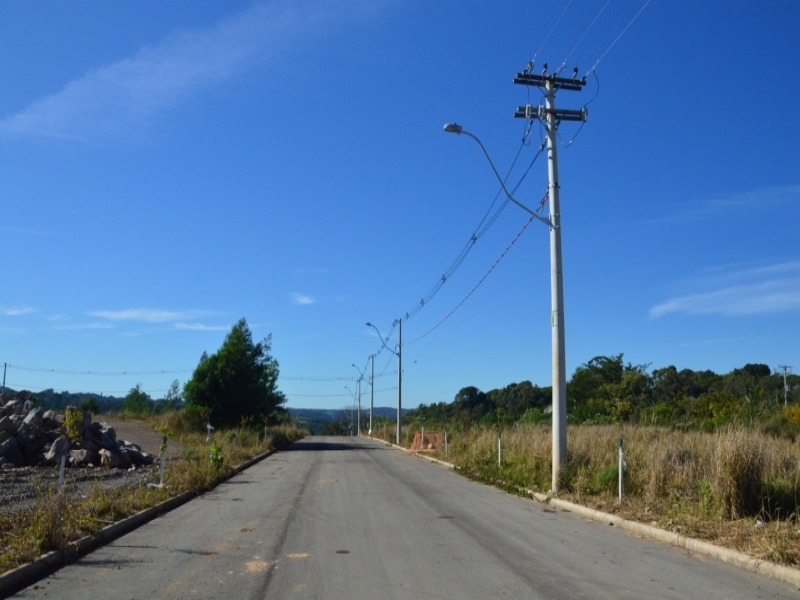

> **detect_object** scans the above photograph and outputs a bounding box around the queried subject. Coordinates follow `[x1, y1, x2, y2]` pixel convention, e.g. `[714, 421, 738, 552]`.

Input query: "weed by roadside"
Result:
[0, 419, 305, 575]
[389, 423, 800, 567]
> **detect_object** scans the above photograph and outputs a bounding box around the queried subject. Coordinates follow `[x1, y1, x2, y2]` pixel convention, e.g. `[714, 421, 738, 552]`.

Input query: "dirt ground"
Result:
[0, 417, 186, 516]
[96, 416, 185, 460]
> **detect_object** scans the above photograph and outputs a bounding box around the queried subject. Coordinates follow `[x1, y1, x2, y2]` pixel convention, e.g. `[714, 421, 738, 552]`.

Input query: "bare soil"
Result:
[0, 417, 185, 515]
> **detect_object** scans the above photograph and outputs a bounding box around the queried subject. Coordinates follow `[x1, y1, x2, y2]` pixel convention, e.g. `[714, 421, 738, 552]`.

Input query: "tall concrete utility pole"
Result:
[514, 65, 587, 492]
[397, 318, 402, 446]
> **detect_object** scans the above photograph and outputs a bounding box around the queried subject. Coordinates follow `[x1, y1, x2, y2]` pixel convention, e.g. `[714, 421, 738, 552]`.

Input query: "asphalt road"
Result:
[9, 436, 798, 599]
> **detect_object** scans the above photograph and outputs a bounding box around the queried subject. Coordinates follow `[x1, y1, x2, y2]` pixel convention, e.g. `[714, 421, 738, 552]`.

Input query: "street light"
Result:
[368, 354, 375, 435]
[344, 385, 356, 436]
[351, 363, 363, 436]
[444, 122, 567, 493]
[366, 320, 402, 446]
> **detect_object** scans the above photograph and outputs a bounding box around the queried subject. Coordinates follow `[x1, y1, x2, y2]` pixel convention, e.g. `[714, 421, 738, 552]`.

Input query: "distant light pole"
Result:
[369, 354, 375, 435]
[351, 363, 364, 436]
[344, 385, 356, 436]
[444, 122, 567, 492]
[366, 320, 402, 445]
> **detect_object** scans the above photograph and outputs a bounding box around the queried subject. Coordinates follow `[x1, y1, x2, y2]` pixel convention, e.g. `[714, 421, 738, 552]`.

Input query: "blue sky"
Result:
[1, 1, 798, 412]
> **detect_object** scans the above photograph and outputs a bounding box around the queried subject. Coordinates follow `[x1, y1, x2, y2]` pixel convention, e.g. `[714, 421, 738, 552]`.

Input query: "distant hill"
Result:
[3, 388, 125, 412]
[288, 407, 407, 435]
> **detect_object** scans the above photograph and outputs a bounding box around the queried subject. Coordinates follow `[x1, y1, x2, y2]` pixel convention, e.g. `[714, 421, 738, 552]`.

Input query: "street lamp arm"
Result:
[442, 123, 552, 229]
[365, 321, 399, 357]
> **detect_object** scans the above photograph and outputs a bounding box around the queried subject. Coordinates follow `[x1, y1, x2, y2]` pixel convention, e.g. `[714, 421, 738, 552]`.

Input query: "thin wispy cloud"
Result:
[53, 322, 114, 331]
[290, 292, 316, 306]
[0, 326, 26, 335]
[88, 308, 215, 323]
[647, 185, 800, 224]
[1, 306, 35, 317]
[174, 322, 230, 332]
[650, 260, 800, 317]
[0, 0, 379, 145]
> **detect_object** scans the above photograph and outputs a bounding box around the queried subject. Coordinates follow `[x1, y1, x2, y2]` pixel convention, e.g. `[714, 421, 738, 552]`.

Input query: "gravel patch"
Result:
[0, 464, 160, 516]
[0, 417, 182, 516]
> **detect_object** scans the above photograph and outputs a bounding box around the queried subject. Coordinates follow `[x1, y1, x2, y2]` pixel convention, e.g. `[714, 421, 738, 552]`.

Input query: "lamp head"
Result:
[443, 123, 463, 134]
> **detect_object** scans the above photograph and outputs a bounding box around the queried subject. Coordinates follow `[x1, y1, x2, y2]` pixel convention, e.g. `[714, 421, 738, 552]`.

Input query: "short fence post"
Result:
[444, 428, 449, 460]
[498, 432, 502, 467]
[57, 448, 67, 493]
[618, 435, 624, 503]
[148, 436, 168, 489]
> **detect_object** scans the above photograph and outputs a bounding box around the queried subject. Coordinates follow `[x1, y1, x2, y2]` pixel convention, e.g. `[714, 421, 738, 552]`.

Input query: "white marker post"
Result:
[618, 435, 624, 503]
[57, 449, 67, 492]
[148, 436, 168, 489]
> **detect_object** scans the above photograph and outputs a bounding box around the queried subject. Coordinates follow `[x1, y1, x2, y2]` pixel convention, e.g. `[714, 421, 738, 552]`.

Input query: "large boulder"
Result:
[119, 441, 153, 466]
[2, 399, 22, 416]
[0, 415, 16, 435]
[99, 448, 130, 469]
[44, 435, 71, 463]
[100, 423, 117, 444]
[22, 407, 44, 428]
[42, 409, 61, 429]
[0, 436, 24, 467]
[70, 448, 99, 467]
[81, 423, 116, 453]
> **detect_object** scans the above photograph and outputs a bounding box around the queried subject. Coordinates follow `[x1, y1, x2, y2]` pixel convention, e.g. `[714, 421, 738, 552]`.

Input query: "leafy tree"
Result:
[183, 318, 286, 428]
[79, 396, 101, 415]
[453, 386, 491, 421]
[154, 379, 184, 414]
[123, 384, 152, 414]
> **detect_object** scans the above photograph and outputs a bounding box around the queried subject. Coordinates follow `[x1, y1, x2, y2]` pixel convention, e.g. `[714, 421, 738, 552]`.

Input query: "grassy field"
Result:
[0, 414, 306, 576]
[377, 424, 800, 566]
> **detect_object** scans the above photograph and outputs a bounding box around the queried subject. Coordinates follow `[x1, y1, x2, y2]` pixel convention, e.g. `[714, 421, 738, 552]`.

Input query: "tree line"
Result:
[408, 354, 800, 435]
[15, 318, 290, 431]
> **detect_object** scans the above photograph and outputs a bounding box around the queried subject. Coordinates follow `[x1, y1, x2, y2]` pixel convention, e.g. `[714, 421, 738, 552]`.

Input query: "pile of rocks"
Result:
[0, 398, 154, 470]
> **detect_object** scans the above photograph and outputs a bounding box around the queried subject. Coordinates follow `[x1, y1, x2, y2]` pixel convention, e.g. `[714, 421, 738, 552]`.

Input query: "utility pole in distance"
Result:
[514, 64, 587, 493]
[369, 353, 375, 435]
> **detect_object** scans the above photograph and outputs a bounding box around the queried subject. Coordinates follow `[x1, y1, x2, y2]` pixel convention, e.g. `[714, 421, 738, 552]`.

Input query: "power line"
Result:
[7, 363, 192, 376]
[399, 137, 547, 330]
[558, 0, 610, 75]
[584, 0, 651, 78]
[286, 386, 397, 399]
[407, 215, 536, 345]
[534, 0, 574, 62]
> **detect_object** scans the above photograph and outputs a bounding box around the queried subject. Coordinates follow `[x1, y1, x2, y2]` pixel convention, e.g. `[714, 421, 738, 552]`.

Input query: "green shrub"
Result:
[591, 465, 619, 494]
[63, 407, 84, 444]
[209, 440, 224, 470]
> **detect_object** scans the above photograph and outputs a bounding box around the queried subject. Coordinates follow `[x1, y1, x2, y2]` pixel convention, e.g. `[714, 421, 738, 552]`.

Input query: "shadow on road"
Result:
[287, 438, 383, 452]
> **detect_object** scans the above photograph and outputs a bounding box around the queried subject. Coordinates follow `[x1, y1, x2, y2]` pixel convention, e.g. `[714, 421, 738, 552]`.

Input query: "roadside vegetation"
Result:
[0, 412, 305, 575]
[363, 357, 800, 566]
[0, 318, 306, 575]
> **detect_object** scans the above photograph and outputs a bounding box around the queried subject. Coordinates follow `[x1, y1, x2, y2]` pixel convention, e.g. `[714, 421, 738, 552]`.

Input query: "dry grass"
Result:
[401, 423, 800, 566]
[0, 420, 305, 575]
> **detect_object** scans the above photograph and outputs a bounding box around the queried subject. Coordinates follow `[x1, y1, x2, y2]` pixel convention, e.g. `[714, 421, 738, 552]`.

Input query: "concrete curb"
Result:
[402, 446, 800, 591]
[543, 496, 800, 590]
[0, 447, 277, 598]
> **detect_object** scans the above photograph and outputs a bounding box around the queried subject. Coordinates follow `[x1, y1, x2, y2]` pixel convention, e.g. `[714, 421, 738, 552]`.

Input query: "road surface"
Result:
[10, 436, 798, 599]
